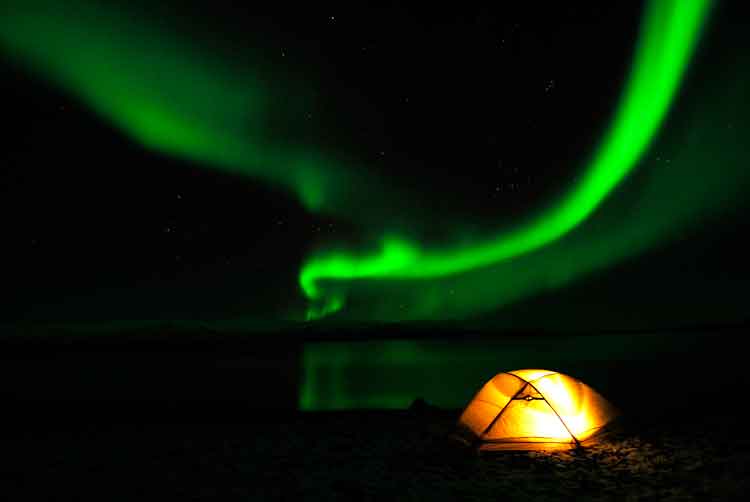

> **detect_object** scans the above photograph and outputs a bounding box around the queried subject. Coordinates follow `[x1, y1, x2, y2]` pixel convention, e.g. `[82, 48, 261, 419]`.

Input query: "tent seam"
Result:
[477, 374, 529, 441]
[524, 379, 581, 447]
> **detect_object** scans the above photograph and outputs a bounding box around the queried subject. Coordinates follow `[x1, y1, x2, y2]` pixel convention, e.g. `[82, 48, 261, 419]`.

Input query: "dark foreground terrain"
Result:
[1, 324, 747, 500]
[1, 407, 747, 501]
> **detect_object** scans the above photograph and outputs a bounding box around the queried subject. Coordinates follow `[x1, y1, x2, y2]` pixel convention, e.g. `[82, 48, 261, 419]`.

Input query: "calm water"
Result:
[300, 331, 712, 410]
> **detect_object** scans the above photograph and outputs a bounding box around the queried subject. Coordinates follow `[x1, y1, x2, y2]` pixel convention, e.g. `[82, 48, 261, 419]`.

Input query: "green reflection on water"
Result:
[300, 334, 693, 410]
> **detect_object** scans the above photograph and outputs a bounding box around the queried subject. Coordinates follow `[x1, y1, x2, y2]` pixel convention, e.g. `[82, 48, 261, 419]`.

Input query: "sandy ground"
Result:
[1, 406, 747, 501]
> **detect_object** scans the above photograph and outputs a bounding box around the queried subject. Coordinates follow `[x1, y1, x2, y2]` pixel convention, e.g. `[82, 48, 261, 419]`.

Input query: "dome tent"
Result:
[455, 369, 619, 451]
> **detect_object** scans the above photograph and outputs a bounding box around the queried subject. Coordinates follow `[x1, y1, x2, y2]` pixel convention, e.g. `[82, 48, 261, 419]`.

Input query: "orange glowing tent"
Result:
[455, 369, 619, 451]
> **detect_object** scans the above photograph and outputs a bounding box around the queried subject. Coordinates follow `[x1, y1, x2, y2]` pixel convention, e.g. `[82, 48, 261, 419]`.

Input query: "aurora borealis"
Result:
[2, 0, 749, 324]
[300, 0, 711, 319]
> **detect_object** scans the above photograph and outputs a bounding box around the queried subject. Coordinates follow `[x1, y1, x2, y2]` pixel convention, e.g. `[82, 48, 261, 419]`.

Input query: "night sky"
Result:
[2, 0, 749, 326]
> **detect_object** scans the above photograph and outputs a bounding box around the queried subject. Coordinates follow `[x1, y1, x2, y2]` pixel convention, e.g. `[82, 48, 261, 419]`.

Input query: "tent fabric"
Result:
[508, 369, 556, 382]
[457, 369, 618, 451]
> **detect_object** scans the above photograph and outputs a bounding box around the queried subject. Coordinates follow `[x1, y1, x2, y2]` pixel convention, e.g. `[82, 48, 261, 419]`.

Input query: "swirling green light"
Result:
[2, 0, 728, 323]
[300, 0, 711, 318]
[0, 0, 375, 214]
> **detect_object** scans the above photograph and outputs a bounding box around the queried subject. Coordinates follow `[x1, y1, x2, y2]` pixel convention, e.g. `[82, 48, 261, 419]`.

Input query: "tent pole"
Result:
[525, 380, 581, 448]
[476, 374, 528, 444]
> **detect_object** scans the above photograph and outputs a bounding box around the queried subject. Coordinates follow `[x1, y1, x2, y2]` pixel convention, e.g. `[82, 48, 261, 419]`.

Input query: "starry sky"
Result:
[2, 1, 749, 326]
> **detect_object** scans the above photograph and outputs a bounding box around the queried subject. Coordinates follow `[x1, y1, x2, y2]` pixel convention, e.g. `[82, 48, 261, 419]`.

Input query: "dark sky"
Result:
[2, 1, 748, 325]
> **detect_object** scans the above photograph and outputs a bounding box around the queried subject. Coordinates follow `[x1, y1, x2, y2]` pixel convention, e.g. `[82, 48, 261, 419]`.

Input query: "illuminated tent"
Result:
[455, 369, 619, 451]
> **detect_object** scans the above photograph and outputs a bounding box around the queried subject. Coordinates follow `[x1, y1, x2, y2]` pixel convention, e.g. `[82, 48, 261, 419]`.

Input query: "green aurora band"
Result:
[0, 0, 405, 217]
[299, 0, 712, 319]
[4, 0, 746, 323]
